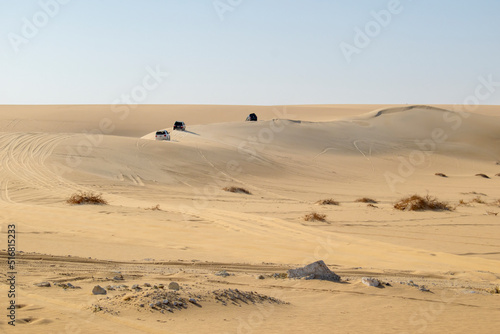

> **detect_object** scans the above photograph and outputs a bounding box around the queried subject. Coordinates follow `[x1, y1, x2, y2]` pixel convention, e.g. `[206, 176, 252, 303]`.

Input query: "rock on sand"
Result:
[92, 285, 107, 295]
[287, 260, 340, 282]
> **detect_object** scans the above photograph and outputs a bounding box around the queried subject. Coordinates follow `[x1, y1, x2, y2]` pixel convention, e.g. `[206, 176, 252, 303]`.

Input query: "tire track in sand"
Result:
[0, 132, 78, 203]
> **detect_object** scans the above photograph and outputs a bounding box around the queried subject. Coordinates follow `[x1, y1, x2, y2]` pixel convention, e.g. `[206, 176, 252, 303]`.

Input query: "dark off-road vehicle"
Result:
[246, 113, 257, 121]
[173, 121, 186, 131]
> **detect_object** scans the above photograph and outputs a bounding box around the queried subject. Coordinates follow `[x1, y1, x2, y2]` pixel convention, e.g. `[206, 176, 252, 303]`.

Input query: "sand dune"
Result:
[1, 104, 499, 333]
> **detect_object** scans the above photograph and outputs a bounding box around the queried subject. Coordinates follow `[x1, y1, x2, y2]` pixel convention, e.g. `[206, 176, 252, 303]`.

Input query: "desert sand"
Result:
[0, 104, 499, 333]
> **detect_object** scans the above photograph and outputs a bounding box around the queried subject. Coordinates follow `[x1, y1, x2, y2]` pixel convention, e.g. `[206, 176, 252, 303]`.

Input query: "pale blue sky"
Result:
[1, 0, 500, 105]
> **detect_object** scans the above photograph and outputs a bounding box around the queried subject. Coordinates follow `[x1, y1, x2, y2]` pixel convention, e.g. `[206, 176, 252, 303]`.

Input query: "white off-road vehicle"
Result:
[155, 130, 171, 141]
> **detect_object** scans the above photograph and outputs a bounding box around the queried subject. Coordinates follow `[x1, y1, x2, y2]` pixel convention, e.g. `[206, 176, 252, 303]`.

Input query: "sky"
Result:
[1, 0, 500, 105]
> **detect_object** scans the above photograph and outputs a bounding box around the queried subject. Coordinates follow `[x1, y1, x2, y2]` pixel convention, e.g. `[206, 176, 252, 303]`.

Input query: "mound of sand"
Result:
[1, 104, 499, 333]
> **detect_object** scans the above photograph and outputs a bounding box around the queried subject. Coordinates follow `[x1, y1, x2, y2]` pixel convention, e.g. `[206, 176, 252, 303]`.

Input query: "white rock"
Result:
[34, 282, 51, 287]
[361, 277, 380, 287]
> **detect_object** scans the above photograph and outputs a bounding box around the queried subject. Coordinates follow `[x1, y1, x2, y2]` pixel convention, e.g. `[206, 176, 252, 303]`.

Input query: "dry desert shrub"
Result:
[471, 196, 486, 204]
[355, 197, 378, 204]
[303, 212, 327, 222]
[475, 173, 490, 179]
[316, 198, 339, 205]
[223, 186, 251, 195]
[66, 191, 108, 205]
[460, 191, 487, 196]
[394, 194, 452, 211]
[435, 173, 447, 178]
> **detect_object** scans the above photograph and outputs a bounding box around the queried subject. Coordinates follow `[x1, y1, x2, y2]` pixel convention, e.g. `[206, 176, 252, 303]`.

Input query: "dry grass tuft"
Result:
[355, 197, 378, 204]
[223, 186, 251, 195]
[316, 198, 339, 205]
[435, 173, 447, 178]
[146, 204, 162, 211]
[460, 191, 487, 196]
[66, 191, 108, 205]
[394, 194, 452, 211]
[458, 199, 470, 206]
[475, 173, 490, 179]
[471, 196, 486, 204]
[303, 212, 327, 222]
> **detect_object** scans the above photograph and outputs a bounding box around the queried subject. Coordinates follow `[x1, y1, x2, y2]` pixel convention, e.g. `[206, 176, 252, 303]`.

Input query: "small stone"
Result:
[163, 299, 169, 304]
[139, 304, 144, 307]
[158, 284, 164, 289]
[361, 277, 380, 287]
[35, 282, 51, 287]
[132, 284, 141, 290]
[215, 270, 230, 277]
[168, 282, 180, 291]
[156, 301, 162, 306]
[92, 285, 107, 295]
[257, 275, 265, 280]
[149, 303, 155, 308]
[189, 298, 197, 304]
[273, 273, 288, 279]
[113, 275, 124, 281]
